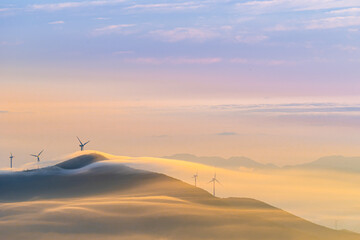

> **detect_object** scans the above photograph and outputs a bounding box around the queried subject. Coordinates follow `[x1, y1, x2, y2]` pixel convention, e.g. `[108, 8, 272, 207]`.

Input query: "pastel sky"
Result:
[1, 0, 360, 167]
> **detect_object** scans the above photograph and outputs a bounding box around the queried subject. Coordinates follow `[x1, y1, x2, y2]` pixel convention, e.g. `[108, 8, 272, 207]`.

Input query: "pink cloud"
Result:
[230, 58, 296, 66]
[150, 27, 217, 42]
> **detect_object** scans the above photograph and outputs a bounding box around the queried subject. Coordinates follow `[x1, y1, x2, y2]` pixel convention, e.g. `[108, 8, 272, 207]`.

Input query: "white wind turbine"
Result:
[192, 171, 198, 187]
[9, 153, 14, 169]
[208, 173, 221, 197]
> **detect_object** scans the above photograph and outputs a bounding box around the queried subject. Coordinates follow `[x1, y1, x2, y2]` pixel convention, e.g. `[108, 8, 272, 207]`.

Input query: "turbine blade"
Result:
[208, 180, 214, 184]
[77, 136, 83, 145]
[84, 140, 90, 145]
[215, 179, 223, 186]
[30, 154, 37, 157]
[38, 150, 44, 156]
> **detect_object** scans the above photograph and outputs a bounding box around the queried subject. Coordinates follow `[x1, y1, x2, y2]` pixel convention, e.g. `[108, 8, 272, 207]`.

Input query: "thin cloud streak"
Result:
[124, 57, 222, 65]
[328, 8, 360, 15]
[209, 103, 360, 115]
[150, 27, 217, 42]
[125, 2, 204, 11]
[30, 0, 127, 11]
[237, 0, 360, 13]
[48, 21, 64, 25]
[230, 58, 296, 66]
[122, 57, 298, 66]
[236, 0, 360, 31]
[93, 24, 135, 35]
[235, 34, 268, 44]
[306, 16, 360, 29]
[96, 17, 110, 20]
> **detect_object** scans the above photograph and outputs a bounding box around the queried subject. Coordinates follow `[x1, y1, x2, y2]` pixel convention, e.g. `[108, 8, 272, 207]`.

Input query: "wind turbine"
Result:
[9, 153, 14, 168]
[77, 136, 90, 151]
[208, 173, 221, 197]
[31, 150, 44, 162]
[192, 171, 198, 187]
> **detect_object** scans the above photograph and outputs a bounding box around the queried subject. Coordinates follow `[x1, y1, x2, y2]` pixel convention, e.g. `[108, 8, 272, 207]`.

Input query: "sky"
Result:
[1, 0, 360, 167]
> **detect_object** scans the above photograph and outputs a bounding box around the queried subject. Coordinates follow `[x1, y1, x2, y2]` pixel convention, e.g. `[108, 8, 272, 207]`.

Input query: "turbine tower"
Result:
[9, 153, 14, 168]
[192, 172, 198, 187]
[31, 150, 44, 162]
[208, 173, 221, 197]
[77, 136, 90, 151]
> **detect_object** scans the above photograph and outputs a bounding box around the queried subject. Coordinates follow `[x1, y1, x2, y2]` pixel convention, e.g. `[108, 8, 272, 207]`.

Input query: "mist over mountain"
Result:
[1, 152, 360, 240]
[163, 154, 278, 170]
[164, 154, 360, 173]
[0, 153, 209, 202]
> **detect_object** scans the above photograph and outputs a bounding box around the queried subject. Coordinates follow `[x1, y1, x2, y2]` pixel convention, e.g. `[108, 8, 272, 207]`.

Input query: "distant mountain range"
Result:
[163, 154, 279, 169]
[285, 156, 360, 173]
[163, 153, 278, 170]
[163, 154, 360, 173]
